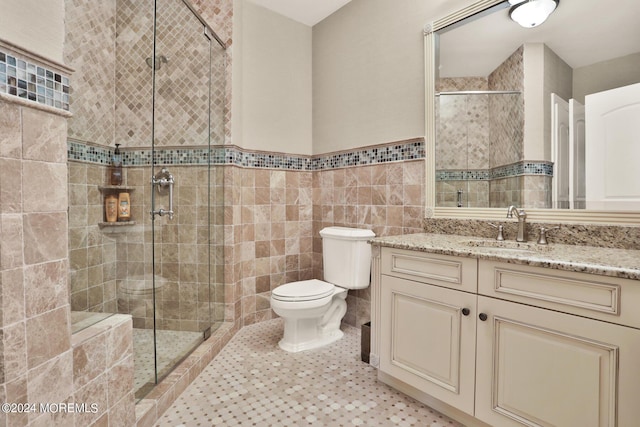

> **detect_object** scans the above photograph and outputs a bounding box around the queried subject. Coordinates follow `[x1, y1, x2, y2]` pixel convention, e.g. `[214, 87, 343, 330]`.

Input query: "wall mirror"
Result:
[424, 0, 640, 224]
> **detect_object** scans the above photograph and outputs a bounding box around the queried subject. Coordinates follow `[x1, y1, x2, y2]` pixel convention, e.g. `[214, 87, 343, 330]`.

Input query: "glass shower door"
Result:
[147, 0, 214, 393]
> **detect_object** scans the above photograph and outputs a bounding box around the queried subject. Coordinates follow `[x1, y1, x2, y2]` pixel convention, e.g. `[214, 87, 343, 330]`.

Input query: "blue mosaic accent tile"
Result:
[0, 49, 70, 111]
[313, 141, 424, 170]
[68, 141, 112, 165]
[235, 151, 313, 170]
[68, 139, 426, 171]
[436, 170, 491, 181]
[436, 161, 553, 181]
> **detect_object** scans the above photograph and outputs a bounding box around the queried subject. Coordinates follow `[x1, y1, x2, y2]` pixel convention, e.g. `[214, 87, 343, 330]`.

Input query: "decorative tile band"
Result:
[436, 170, 490, 181]
[312, 141, 425, 170]
[436, 161, 553, 181]
[0, 49, 70, 111]
[68, 141, 112, 165]
[67, 139, 425, 170]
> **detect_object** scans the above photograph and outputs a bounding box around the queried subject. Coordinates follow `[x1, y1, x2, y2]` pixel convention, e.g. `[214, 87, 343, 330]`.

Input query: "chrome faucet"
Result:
[506, 205, 527, 242]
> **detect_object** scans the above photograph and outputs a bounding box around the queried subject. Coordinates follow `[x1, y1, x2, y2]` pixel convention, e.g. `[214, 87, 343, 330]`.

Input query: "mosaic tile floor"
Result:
[157, 319, 463, 426]
[134, 328, 203, 397]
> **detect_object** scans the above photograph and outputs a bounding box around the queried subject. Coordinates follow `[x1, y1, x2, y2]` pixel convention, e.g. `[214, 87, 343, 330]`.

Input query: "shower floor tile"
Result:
[134, 328, 203, 397]
[156, 319, 463, 426]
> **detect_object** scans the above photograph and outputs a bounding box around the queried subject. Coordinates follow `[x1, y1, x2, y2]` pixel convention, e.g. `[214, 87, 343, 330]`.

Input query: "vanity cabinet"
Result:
[379, 249, 478, 415]
[380, 275, 477, 414]
[376, 247, 640, 427]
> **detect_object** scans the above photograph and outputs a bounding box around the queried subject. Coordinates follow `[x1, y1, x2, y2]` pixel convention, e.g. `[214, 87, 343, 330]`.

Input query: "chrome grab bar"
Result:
[151, 168, 174, 220]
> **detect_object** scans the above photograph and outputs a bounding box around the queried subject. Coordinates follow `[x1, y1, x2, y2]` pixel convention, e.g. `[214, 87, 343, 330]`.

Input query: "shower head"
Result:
[146, 55, 169, 70]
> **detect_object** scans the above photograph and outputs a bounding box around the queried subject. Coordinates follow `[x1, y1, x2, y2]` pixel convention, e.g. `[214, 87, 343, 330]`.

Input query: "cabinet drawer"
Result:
[479, 260, 640, 328]
[382, 247, 477, 293]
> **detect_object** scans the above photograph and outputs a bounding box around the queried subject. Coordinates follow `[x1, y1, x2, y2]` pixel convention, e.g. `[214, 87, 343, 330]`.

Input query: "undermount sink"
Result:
[466, 239, 551, 253]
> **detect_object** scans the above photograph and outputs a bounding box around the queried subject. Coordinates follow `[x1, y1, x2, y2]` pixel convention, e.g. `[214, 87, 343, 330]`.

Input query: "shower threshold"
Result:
[133, 328, 203, 399]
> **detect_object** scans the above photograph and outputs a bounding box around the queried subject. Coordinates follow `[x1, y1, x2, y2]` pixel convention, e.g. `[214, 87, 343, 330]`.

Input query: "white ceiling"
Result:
[439, 0, 640, 77]
[248, 0, 352, 26]
[248, 0, 640, 76]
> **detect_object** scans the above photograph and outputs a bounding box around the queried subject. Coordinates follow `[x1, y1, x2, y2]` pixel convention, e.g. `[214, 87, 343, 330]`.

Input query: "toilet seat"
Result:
[271, 279, 335, 302]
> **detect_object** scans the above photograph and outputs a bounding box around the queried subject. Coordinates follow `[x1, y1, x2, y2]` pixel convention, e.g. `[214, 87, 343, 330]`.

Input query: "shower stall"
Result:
[66, 0, 226, 399]
[435, 90, 523, 208]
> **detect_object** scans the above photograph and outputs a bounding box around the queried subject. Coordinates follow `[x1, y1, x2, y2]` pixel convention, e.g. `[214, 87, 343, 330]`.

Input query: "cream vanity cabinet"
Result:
[376, 247, 640, 427]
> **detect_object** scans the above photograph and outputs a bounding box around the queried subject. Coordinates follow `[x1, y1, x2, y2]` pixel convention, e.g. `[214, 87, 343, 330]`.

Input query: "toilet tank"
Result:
[320, 227, 376, 290]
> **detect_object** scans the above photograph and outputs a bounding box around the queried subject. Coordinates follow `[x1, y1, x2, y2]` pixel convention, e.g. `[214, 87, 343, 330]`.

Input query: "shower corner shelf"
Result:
[98, 220, 136, 228]
[98, 185, 136, 192]
[99, 185, 136, 228]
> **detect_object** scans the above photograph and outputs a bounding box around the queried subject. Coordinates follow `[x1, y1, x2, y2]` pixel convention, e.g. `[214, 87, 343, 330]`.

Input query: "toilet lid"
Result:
[272, 279, 335, 302]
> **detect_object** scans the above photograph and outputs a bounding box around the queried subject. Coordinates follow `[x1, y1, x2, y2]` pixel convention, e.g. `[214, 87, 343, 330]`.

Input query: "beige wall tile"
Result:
[26, 307, 70, 369]
[21, 109, 68, 163]
[3, 321, 27, 383]
[26, 351, 73, 408]
[0, 158, 22, 213]
[23, 212, 67, 265]
[0, 214, 24, 271]
[0, 101, 22, 158]
[73, 333, 106, 389]
[23, 260, 68, 317]
[2, 268, 25, 326]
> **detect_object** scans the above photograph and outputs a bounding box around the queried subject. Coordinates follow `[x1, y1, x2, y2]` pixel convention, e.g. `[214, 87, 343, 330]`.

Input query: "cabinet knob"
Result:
[479, 313, 488, 321]
[462, 308, 470, 316]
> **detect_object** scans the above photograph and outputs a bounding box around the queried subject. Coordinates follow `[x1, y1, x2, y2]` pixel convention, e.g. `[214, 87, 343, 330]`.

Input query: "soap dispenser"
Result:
[110, 143, 123, 185]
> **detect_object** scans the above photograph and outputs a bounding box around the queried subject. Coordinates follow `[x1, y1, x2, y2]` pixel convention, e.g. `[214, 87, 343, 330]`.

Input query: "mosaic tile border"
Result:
[436, 161, 553, 181]
[67, 139, 425, 171]
[0, 49, 70, 111]
[312, 140, 425, 170]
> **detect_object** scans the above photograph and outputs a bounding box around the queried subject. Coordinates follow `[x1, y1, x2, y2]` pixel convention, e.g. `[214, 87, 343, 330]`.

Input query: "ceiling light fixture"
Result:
[508, 0, 559, 28]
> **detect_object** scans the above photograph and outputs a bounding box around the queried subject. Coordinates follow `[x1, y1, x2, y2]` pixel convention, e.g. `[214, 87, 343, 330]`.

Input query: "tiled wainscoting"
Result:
[209, 140, 426, 330]
[0, 96, 139, 426]
[71, 314, 135, 426]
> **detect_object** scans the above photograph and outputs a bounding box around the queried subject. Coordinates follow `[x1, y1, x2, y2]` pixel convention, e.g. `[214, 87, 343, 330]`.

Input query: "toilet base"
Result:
[275, 289, 348, 353]
[278, 327, 344, 353]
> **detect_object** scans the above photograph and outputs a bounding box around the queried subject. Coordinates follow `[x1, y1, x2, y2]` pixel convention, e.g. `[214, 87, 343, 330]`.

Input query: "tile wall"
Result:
[68, 162, 118, 314]
[196, 139, 425, 330]
[487, 46, 524, 166]
[0, 93, 135, 425]
[0, 96, 71, 426]
[224, 158, 427, 329]
[71, 314, 135, 426]
[312, 159, 426, 326]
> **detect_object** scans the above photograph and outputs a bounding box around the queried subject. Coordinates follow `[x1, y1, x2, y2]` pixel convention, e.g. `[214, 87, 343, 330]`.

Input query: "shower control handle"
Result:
[151, 168, 175, 220]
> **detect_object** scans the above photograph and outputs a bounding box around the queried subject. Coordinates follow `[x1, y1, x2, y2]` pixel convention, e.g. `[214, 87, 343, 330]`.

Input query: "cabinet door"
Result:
[476, 296, 640, 427]
[380, 275, 477, 415]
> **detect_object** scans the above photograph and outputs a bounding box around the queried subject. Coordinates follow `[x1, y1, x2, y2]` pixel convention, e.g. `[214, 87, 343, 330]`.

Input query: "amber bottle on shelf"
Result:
[105, 194, 118, 222]
[117, 192, 131, 221]
[110, 143, 123, 185]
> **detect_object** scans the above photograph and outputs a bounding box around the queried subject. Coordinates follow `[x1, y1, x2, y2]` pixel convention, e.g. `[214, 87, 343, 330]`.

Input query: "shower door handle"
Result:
[151, 168, 175, 220]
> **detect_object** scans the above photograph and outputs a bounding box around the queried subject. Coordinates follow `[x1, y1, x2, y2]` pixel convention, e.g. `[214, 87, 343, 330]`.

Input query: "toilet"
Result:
[271, 226, 375, 352]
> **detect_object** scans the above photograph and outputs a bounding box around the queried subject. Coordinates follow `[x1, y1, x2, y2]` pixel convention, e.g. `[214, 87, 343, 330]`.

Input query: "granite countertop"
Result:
[370, 233, 640, 281]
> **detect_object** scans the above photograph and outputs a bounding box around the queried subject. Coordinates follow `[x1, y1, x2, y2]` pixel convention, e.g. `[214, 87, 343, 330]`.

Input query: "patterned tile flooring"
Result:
[134, 328, 203, 397]
[157, 319, 463, 426]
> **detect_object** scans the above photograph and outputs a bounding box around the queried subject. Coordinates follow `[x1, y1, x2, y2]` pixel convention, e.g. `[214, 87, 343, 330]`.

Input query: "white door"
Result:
[585, 82, 640, 210]
[569, 99, 585, 209]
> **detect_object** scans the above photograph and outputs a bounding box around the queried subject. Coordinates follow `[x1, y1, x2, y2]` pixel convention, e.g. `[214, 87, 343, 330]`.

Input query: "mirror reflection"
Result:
[434, 0, 640, 210]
